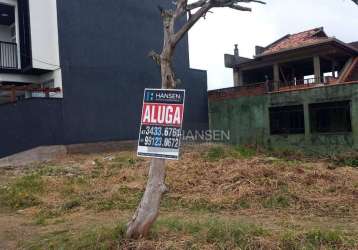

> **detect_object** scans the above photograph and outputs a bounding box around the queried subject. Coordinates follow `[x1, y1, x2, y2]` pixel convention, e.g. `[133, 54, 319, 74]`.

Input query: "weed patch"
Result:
[162, 196, 224, 212]
[109, 154, 139, 168]
[33, 207, 64, 226]
[154, 218, 267, 249]
[281, 229, 355, 250]
[203, 144, 256, 161]
[0, 174, 43, 209]
[0, 144, 357, 249]
[233, 145, 256, 158]
[89, 187, 143, 211]
[26, 222, 127, 250]
[332, 153, 358, 168]
[204, 146, 226, 161]
[62, 198, 81, 211]
[267, 147, 306, 161]
[35, 164, 82, 177]
[263, 194, 291, 209]
[232, 199, 251, 209]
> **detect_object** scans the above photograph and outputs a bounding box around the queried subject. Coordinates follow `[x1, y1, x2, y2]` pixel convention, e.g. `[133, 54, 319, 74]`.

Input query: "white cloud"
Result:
[188, 0, 358, 90]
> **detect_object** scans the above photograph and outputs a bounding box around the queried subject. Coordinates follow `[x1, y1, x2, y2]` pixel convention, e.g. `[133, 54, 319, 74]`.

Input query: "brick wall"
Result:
[208, 83, 266, 101]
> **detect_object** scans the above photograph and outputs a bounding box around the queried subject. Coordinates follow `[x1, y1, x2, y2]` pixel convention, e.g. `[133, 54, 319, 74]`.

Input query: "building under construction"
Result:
[209, 27, 358, 152]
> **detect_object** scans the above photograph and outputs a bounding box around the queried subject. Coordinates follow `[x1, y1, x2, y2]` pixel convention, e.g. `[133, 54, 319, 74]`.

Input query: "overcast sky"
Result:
[187, 0, 358, 90]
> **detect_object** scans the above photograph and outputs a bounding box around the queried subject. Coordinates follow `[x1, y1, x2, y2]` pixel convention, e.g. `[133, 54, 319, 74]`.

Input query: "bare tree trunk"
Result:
[126, 1, 205, 237]
[160, 48, 175, 89]
[126, 158, 167, 238]
[126, 42, 174, 238]
[125, 0, 271, 240]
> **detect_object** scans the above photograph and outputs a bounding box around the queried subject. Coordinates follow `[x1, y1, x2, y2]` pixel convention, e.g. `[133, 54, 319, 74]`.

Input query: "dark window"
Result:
[310, 101, 352, 133]
[269, 105, 305, 135]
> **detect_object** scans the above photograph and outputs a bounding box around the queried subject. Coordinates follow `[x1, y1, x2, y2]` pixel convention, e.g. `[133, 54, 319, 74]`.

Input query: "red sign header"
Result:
[141, 103, 184, 127]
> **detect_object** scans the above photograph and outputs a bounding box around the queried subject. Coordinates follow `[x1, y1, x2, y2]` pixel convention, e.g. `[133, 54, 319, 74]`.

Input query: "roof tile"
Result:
[261, 27, 330, 55]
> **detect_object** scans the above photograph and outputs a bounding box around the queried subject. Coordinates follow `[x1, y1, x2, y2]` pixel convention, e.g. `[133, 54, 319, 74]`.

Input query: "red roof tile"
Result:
[260, 27, 330, 56]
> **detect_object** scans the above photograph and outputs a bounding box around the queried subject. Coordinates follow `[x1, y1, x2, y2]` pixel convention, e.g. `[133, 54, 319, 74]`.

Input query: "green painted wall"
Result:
[209, 84, 358, 153]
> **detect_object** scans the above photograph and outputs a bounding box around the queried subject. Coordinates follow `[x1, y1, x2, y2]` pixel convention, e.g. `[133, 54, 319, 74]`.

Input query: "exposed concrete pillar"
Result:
[233, 69, 243, 87]
[313, 56, 321, 83]
[304, 103, 311, 144]
[273, 63, 280, 90]
[233, 70, 239, 86]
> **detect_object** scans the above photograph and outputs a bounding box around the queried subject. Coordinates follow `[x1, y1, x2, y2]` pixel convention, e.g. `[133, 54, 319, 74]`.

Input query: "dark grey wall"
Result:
[0, 99, 63, 158]
[56, 0, 208, 145]
[0, 1, 208, 158]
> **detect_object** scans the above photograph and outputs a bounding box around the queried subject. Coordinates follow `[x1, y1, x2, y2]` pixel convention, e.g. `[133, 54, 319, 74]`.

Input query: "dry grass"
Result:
[0, 143, 357, 249]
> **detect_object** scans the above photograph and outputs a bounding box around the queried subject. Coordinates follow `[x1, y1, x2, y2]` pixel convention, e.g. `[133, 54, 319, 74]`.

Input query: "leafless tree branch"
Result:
[171, 0, 266, 46]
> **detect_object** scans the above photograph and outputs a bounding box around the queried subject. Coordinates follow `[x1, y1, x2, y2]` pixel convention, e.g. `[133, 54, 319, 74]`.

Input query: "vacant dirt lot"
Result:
[0, 144, 357, 249]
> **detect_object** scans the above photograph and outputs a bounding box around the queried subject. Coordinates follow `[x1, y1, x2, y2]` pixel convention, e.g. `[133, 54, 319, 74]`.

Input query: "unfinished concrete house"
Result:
[209, 27, 358, 152]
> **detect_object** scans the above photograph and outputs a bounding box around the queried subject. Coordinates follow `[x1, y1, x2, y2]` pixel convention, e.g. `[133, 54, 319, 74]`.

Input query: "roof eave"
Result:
[254, 38, 336, 58]
[232, 38, 358, 68]
[254, 38, 358, 59]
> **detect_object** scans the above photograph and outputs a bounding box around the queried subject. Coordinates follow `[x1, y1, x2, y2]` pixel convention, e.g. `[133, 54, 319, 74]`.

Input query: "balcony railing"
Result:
[0, 41, 18, 69]
[266, 77, 339, 92]
[209, 76, 358, 101]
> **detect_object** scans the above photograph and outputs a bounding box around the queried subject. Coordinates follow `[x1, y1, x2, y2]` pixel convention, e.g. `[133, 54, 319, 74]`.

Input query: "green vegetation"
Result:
[89, 187, 143, 211]
[232, 199, 251, 209]
[26, 217, 357, 250]
[263, 194, 291, 209]
[232, 145, 256, 158]
[32, 208, 64, 226]
[109, 154, 140, 168]
[0, 144, 357, 249]
[262, 187, 297, 209]
[27, 218, 266, 249]
[203, 219, 266, 248]
[204, 145, 226, 161]
[35, 164, 82, 177]
[204, 144, 256, 161]
[62, 198, 81, 211]
[162, 197, 224, 212]
[281, 229, 355, 250]
[0, 174, 43, 209]
[332, 153, 358, 168]
[27, 223, 127, 250]
[267, 147, 305, 160]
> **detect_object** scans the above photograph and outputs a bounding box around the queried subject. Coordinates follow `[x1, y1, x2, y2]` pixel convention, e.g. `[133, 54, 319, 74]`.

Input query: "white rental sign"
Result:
[137, 88, 185, 160]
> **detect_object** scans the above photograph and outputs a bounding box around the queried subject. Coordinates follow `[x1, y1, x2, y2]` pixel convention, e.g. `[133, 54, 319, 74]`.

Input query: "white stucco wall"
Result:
[0, 0, 63, 101]
[28, 0, 60, 71]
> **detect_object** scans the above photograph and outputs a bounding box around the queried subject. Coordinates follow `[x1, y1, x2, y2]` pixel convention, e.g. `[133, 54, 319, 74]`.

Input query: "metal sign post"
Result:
[137, 88, 185, 160]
